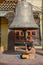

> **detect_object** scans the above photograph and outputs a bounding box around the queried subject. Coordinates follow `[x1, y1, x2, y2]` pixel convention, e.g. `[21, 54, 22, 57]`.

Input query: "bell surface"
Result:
[9, 1, 38, 29]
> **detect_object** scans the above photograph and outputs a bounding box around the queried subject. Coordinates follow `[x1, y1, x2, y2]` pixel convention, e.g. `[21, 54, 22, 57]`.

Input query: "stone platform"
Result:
[0, 49, 43, 65]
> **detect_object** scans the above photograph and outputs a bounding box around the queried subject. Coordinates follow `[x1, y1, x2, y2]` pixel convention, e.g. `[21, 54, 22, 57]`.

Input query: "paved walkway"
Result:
[0, 49, 43, 65]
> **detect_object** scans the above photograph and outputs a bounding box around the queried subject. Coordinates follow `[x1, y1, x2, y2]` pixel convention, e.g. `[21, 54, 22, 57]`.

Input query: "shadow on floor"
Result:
[36, 52, 43, 56]
[36, 49, 43, 56]
[3, 50, 26, 55]
[3, 49, 43, 56]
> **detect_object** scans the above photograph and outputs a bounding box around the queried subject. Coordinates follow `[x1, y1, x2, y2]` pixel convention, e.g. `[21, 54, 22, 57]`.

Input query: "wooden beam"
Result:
[0, 0, 4, 3]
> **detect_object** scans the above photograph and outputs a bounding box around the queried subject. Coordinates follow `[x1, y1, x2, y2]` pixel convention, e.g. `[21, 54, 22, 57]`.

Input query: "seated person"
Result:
[26, 42, 36, 59]
[18, 42, 36, 59]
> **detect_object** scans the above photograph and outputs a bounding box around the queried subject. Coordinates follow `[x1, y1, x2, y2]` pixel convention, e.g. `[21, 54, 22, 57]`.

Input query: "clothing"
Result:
[17, 53, 29, 59]
[26, 47, 36, 59]
[17, 47, 35, 59]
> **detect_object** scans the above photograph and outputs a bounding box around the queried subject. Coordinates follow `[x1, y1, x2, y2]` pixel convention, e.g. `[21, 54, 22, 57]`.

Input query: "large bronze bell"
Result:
[9, 0, 38, 29]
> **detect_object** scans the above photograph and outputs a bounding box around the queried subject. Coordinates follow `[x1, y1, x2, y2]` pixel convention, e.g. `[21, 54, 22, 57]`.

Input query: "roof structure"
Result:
[0, 1, 16, 22]
[0, 0, 42, 11]
[0, 1, 16, 11]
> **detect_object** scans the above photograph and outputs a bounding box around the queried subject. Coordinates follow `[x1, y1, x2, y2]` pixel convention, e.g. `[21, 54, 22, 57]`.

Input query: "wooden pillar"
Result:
[0, 18, 1, 51]
[42, 11, 43, 49]
[41, 14, 43, 49]
[1, 17, 8, 52]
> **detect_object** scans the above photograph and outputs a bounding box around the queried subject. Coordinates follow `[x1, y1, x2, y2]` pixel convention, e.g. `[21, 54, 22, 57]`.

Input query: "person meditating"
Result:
[25, 42, 36, 59]
[18, 42, 36, 59]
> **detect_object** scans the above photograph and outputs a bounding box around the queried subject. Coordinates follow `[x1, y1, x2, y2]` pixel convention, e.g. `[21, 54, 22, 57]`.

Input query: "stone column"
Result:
[1, 17, 8, 52]
[39, 13, 42, 39]
[0, 18, 1, 51]
[39, 13, 42, 48]
[39, 12, 43, 49]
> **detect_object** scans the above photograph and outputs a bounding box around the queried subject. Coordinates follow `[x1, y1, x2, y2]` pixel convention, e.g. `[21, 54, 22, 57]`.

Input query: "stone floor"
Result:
[0, 49, 43, 65]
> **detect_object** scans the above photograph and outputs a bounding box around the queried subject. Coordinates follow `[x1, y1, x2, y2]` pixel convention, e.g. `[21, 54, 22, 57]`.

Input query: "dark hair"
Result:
[27, 42, 33, 50]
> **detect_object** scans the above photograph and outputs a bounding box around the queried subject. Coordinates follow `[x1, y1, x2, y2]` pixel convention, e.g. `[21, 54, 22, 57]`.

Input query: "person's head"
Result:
[27, 42, 33, 50]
